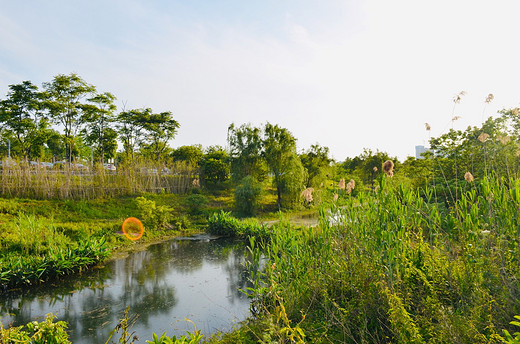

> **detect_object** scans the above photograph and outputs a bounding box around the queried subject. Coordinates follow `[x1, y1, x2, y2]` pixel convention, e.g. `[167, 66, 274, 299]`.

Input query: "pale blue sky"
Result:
[1, 0, 519, 161]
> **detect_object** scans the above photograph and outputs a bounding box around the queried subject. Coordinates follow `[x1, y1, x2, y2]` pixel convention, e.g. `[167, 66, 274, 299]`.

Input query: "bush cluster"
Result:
[206, 211, 269, 240]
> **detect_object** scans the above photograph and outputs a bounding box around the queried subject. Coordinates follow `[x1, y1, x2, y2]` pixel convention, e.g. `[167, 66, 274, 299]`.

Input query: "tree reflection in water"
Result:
[0, 236, 255, 343]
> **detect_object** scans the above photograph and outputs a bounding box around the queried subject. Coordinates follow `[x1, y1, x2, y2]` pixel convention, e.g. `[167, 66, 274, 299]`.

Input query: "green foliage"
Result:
[104, 307, 139, 344]
[278, 153, 306, 208]
[227, 123, 266, 182]
[81, 92, 118, 162]
[1, 313, 71, 343]
[43, 73, 96, 161]
[199, 146, 230, 185]
[341, 148, 396, 190]
[206, 211, 268, 239]
[0, 80, 48, 160]
[135, 196, 173, 230]
[171, 145, 203, 167]
[503, 316, 520, 343]
[234, 176, 262, 217]
[171, 215, 191, 231]
[242, 177, 520, 343]
[263, 122, 306, 209]
[139, 110, 180, 161]
[146, 321, 203, 344]
[184, 194, 208, 215]
[0, 198, 20, 215]
[300, 143, 333, 188]
[0, 236, 109, 290]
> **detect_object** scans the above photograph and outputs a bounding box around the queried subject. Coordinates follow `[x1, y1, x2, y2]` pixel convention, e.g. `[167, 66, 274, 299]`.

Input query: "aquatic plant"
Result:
[0, 237, 109, 291]
[0, 313, 71, 343]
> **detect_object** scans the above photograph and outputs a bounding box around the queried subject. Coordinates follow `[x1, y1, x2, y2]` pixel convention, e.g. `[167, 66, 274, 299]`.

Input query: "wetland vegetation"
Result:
[2, 75, 520, 343]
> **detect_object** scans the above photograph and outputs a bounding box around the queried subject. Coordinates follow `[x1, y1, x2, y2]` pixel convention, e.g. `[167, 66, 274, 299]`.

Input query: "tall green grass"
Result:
[236, 176, 520, 343]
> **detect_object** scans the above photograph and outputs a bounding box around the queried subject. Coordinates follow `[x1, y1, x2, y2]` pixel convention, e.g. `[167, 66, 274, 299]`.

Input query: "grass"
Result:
[207, 176, 520, 343]
[0, 191, 220, 292]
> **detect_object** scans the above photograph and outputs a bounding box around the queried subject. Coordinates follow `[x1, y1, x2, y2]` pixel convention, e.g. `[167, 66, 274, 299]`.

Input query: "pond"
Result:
[0, 235, 256, 343]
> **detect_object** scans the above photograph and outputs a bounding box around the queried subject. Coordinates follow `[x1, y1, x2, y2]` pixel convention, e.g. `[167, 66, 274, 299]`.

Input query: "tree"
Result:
[300, 143, 333, 188]
[0, 81, 48, 159]
[171, 145, 203, 167]
[81, 92, 118, 163]
[117, 108, 147, 161]
[428, 112, 520, 201]
[227, 123, 267, 182]
[263, 123, 305, 209]
[139, 110, 180, 161]
[43, 73, 96, 162]
[199, 146, 230, 185]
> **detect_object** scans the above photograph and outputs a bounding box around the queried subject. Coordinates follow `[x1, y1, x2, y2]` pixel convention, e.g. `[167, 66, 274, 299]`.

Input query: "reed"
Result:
[241, 176, 520, 343]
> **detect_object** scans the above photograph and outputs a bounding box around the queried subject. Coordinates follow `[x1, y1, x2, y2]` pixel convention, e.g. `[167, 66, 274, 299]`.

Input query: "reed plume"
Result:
[453, 91, 466, 104]
[300, 187, 314, 203]
[478, 133, 490, 143]
[464, 171, 474, 183]
[383, 160, 394, 177]
[346, 179, 355, 194]
[497, 135, 511, 145]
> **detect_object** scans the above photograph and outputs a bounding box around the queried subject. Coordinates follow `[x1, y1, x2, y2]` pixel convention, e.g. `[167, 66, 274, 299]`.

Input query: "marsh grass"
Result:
[239, 176, 520, 343]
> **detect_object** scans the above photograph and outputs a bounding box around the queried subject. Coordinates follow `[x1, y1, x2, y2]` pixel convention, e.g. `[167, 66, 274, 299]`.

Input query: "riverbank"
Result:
[0, 194, 208, 292]
[0, 190, 317, 292]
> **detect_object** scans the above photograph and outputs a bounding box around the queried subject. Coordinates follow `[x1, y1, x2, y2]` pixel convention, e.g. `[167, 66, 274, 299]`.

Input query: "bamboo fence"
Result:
[0, 162, 197, 199]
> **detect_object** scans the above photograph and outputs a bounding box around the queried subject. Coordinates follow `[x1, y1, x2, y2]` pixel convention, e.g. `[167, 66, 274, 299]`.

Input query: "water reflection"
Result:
[0, 237, 254, 343]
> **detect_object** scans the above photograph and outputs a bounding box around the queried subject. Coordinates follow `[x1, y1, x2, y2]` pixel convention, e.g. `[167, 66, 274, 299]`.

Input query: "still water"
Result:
[0, 236, 255, 343]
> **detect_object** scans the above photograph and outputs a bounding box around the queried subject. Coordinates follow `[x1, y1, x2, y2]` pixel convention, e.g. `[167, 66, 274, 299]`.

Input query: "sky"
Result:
[1, 0, 520, 162]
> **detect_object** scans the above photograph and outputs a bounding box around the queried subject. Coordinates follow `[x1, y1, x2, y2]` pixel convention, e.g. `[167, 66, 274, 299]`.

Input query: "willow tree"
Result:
[263, 122, 306, 209]
[300, 143, 333, 188]
[227, 123, 266, 182]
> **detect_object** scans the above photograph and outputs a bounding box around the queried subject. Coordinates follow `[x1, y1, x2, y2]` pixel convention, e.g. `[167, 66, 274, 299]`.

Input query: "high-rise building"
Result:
[415, 145, 427, 159]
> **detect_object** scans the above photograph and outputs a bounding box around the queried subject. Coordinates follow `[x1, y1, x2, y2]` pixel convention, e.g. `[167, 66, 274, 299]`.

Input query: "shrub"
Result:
[135, 196, 173, 230]
[172, 215, 191, 231]
[206, 211, 269, 240]
[0, 313, 71, 343]
[235, 176, 261, 217]
[184, 194, 208, 215]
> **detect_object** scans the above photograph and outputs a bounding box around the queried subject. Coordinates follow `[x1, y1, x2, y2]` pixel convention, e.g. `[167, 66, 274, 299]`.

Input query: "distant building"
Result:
[415, 145, 428, 159]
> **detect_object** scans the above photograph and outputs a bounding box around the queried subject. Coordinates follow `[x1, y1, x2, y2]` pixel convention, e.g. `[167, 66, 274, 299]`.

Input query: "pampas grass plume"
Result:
[383, 160, 394, 177]
[300, 187, 314, 203]
[478, 133, 490, 143]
